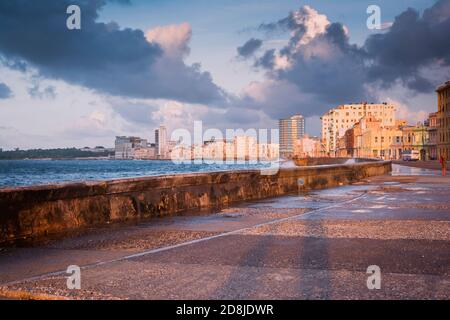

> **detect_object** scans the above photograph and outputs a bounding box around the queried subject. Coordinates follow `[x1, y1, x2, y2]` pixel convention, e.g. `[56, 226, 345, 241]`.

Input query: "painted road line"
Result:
[2, 191, 368, 287]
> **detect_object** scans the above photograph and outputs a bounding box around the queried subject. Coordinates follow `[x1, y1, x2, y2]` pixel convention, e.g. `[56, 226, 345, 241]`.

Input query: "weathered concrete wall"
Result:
[0, 161, 391, 244]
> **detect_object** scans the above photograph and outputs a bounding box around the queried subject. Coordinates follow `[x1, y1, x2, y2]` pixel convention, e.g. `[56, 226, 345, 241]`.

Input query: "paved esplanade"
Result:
[1, 165, 449, 299]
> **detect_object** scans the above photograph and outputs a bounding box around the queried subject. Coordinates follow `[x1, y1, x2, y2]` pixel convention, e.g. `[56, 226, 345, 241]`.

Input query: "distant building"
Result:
[321, 103, 396, 156]
[202, 139, 233, 161]
[114, 136, 148, 159]
[170, 142, 192, 161]
[191, 136, 279, 163]
[79, 146, 111, 153]
[258, 143, 280, 161]
[279, 115, 305, 157]
[427, 112, 438, 160]
[133, 146, 156, 160]
[402, 123, 430, 161]
[235, 135, 258, 161]
[155, 126, 168, 159]
[436, 81, 450, 159]
[293, 135, 321, 158]
[340, 116, 403, 160]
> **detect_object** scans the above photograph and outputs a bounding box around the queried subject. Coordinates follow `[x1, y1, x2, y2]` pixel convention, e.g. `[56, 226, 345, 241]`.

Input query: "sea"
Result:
[0, 159, 273, 188]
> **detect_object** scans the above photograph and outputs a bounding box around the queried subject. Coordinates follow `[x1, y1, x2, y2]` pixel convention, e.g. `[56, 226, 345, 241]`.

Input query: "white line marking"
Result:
[2, 191, 368, 286]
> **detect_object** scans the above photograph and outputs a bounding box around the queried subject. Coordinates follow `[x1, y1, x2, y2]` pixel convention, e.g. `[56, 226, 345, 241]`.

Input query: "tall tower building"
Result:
[155, 125, 167, 159]
[436, 81, 450, 159]
[279, 115, 305, 157]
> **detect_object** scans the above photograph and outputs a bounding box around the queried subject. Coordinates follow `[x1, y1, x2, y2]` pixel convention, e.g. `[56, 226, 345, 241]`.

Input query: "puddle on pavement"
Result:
[391, 164, 441, 176]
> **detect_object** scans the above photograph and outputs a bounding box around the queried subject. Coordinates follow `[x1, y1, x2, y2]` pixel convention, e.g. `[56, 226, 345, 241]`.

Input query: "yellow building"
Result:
[294, 135, 322, 158]
[321, 103, 396, 156]
[350, 116, 403, 159]
[402, 123, 430, 160]
[436, 81, 450, 159]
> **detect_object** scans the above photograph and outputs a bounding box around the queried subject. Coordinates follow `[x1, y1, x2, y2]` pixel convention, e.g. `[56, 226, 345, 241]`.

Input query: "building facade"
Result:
[235, 135, 258, 161]
[402, 123, 430, 160]
[155, 126, 168, 159]
[340, 116, 403, 160]
[202, 139, 234, 161]
[294, 135, 322, 158]
[279, 115, 305, 157]
[436, 81, 450, 159]
[114, 136, 148, 159]
[427, 112, 438, 160]
[321, 103, 396, 156]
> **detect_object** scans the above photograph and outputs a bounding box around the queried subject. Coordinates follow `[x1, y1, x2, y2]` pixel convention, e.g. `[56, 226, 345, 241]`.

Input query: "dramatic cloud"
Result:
[259, 5, 330, 47]
[146, 23, 192, 58]
[237, 38, 263, 58]
[0, 0, 225, 104]
[110, 100, 157, 126]
[28, 84, 57, 99]
[60, 110, 118, 140]
[0, 82, 12, 99]
[238, 1, 450, 118]
[365, 0, 450, 92]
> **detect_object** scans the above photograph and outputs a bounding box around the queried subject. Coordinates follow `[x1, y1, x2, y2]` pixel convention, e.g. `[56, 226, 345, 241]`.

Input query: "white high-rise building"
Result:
[321, 103, 396, 156]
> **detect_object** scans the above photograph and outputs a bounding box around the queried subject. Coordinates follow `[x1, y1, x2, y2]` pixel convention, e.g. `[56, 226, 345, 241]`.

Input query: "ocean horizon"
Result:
[0, 159, 272, 188]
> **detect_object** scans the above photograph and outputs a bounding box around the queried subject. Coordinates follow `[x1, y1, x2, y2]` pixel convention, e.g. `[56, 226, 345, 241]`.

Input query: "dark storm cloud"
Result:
[365, 0, 450, 92]
[281, 23, 369, 105]
[237, 38, 263, 58]
[0, 0, 225, 104]
[253, 22, 370, 111]
[111, 102, 157, 126]
[239, 0, 450, 118]
[254, 49, 276, 69]
[0, 82, 12, 99]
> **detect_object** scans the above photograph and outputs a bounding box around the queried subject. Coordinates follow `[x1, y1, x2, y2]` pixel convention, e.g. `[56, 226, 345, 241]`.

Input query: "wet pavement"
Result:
[0, 164, 449, 299]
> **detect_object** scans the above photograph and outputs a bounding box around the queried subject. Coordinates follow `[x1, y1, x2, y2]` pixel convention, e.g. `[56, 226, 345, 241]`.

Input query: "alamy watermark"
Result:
[366, 265, 381, 290]
[66, 5, 81, 30]
[367, 5, 382, 30]
[66, 265, 81, 290]
[169, 121, 281, 175]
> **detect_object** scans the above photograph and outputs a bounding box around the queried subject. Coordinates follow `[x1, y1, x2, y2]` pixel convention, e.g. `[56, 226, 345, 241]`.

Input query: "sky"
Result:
[0, 0, 448, 149]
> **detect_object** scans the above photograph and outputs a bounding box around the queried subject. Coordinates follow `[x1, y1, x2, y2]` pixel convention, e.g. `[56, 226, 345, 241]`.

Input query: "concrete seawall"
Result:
[0, 161, 391, 244]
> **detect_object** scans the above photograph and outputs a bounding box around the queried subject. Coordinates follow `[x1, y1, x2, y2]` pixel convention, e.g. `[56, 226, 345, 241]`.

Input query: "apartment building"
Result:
[436, 81, 450, 159]
[339, 116, 403, 160]
[321, 103, 396, 156]
[426, 112, 438, 160]
[114, 136, 149, 159]
[293, 135, 322, 158]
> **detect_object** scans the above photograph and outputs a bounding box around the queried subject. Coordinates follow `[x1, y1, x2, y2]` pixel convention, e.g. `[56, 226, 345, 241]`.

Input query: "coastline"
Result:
[0, 160, 392, 244]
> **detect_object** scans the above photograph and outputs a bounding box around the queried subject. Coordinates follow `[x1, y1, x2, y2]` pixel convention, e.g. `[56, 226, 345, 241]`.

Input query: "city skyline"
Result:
[1, 1, 450, 303]
[0, 0, 449, 149]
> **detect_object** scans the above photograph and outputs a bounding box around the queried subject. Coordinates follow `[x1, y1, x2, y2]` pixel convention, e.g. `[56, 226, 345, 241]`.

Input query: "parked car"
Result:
[402, 150, 420, 161]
